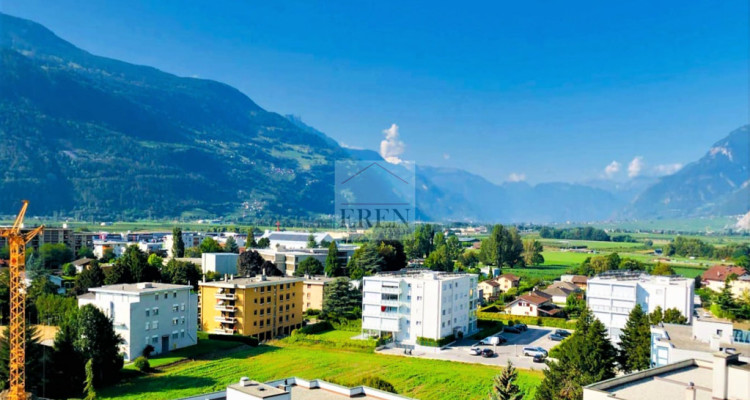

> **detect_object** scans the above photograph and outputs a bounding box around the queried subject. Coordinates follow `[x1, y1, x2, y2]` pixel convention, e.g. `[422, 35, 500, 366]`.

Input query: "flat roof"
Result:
[228, 380, 287, 399]
[303, 276, 338, 284]
[200, 276, 303, 289]
[89, 282, 191, 294]
[656, 323, 750, 354]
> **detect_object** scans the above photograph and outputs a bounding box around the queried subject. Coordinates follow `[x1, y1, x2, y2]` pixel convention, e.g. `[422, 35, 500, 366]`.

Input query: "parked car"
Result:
[549, 333, 566, 341]
[477, 336, 506, 346]
[469, 347, 482, 356]
[533, 354, 546, 363]
[515, 323, 528, 331]
[523, 346, 548, 357]
[481, 348, 495, 358]
[554, 329, 571, 337]
[504, 326, 522, 334]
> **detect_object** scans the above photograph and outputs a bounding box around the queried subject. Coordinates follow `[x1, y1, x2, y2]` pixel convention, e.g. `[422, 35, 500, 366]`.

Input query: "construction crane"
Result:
[0, 201, 43, 400]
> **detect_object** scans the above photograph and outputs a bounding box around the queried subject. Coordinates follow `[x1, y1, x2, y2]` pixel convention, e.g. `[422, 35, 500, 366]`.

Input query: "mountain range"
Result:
[0, 13, 747, 224]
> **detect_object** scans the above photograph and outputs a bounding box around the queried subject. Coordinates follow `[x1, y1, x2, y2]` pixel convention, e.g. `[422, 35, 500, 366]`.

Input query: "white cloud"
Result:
[508, 172, 526, 182]
[653, 163, 683, 176]
[379, 123, 405, 164]
[628, 156, 644, 178]
[604, 161, 621, 178]
[443, 153, 450, 160]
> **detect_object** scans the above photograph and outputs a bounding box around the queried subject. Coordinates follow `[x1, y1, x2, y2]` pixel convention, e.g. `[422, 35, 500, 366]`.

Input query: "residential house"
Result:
[477, 279, 501, 302]
[702, 265, 748, 292]
[256, 246, 356, 276]
[537, 281, 581, 304]
[496, 274, 520, 292]
[504, 293, 562, 317]
[77, 282, 198, 361]
[651, 315, 750, 367]
[730, 275, 750, 300]
[72, 257, 95, 273]
[199, 275, 303, 341]
[302, 276, 337, 312]
[361, 271, 479, 349]
[561, 274, 588, 290]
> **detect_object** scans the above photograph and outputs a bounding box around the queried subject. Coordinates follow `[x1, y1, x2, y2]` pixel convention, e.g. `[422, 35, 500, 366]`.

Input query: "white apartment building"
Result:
[202, 252, 239, 275]
[651, 316, 750, 368]
[78, 282, 198, 361]
[587, 272, 694, 343]
[361, 271, 479, 349]
[259, 231, 334, 250]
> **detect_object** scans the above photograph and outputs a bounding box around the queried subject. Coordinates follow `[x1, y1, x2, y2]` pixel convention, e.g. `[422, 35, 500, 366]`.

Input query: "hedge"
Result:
[417, 334, 455, 347]
[206, 333, 259, 346]
[331, 318, 362, 332]
[477, 311, 577, 329]
[298, 321, 334, 335]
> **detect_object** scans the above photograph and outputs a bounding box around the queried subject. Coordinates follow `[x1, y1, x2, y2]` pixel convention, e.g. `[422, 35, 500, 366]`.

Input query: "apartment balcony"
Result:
[213, 327, 236, 335]
[380, 299, 399, 307]
[215, 316, 237, 324]
[381, 286, 400, 294]
[215, 293, 236, 300]
[215, 305, 237, 312]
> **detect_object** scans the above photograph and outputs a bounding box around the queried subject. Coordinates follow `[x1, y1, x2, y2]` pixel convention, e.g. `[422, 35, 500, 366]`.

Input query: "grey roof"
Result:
[89, 282, 191, 294]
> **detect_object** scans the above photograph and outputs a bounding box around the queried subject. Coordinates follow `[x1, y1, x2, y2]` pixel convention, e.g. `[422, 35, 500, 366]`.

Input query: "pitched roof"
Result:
[570, 275, 588, 284]
[498, 273, 520, 282]
[72, 257, 94, 266]
[702, 265, 748, 282]
[513, 293, 550, 306]
[480, 280, 500, 287]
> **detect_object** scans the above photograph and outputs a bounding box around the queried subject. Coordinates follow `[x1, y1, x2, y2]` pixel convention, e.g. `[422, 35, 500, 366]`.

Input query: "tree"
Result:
[225, 236, 239, 253]
[74, 305, 124, 386]
[348, 243, 384, 280]
[433, 232, 446, 249]
[322, 278, 362, 320]
[617, 304, 651, 373]
[200, 237, 223, 253]
[63, 262, 77, 277]
[522, 239, 544, 266]
[84, 358, 97, 400]
[412, 224, 435, 258]
[651, 262, 676, 276]
[0, 325, 51, 396]
[325, 241, 342, 277]
[100, 247, 116, 263]
[377, 240, 407, 271]
[75, 261, 105, 295]
[445, 235, 463, 261]
[663, 308, 687, 324]
[162, 259, 202, 289]
[535, 308, 616, 400]
[563, 292, 586, 318]
[184, 246, 202, 258]
[38, 243, 75, 269]
[649, 306, 664, 325]
[257, 237, 271, 249]
[618, 258, 645, 271]
[425, 245, 452, 272]
[247, 228, 258, 248]
[0, 246, 8, 260]
[489, 361, 523, 400]
[35, 293, 77, 326]
[104, 260, 132, 285]
[120, 245, 159, 283]
[49, 311, 85, 398]
[172, 227, 185, 258]
[295, 257, 324, 276]
[237, 250, 266, 277]
[307, 234, 317, 249]
[77, 246, 95, 259]
[147, 253, 164, 269]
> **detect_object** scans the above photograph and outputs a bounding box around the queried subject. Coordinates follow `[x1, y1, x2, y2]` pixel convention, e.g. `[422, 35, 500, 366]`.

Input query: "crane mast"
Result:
[0, 201, 43, 400]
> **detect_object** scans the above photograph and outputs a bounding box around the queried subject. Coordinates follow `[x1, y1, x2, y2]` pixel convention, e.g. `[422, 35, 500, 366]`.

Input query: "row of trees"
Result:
[666, 237, 750, 265]
[479, 225, 525, 268]
[539, 227, 611, 242]
[573, 253, 676, 277]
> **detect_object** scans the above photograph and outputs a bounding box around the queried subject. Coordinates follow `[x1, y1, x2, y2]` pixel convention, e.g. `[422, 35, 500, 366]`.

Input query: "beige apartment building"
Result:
[199, 276, 303, 341]
[302, 276, 336, 312]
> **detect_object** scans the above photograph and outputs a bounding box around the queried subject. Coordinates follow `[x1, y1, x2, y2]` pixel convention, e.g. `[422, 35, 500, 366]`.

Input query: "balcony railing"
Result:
[381, 286, 400, 294]
[215, 305, 236, 312]
[380, 299, 399, 307]
[215, 316, 237, 324]
[215, 293, 236, 300]
[213, 327, 235, 334]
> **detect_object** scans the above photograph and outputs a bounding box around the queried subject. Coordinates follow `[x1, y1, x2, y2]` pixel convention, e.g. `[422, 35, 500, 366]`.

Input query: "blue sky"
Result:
[2, 1, 747, 184]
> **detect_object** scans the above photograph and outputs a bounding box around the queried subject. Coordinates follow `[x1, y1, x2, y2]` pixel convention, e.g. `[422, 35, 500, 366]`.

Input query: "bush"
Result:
[331, 318, 361, 332]
[477, 308, 576, 329]
[206, 333, 259, 346]
[360, 376, 396, 393]
[134, 356, 150, 372]
[298, 321, 333, 335]
[142, 344, 155, 358]
[304, 309, 322, 317]
[417, 335, 455, 347]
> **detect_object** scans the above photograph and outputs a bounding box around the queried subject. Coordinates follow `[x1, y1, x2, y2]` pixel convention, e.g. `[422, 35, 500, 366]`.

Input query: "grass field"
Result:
[123, 336, 244, 370]
[102, 332, 544, 400]
[539, 239, 645, 251]
[541, 251, 592, 267]
[504, 264, 571, 281]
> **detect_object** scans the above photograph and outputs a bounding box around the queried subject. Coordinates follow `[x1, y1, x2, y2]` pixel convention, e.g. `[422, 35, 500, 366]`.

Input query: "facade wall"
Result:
[201, 253, 239, 275]
[303, 282, 326, 311]
[505, 302, 540, 317]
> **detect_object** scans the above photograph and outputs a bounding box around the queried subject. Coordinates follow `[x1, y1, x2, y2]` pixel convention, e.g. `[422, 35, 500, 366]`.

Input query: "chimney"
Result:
[712, 351, 739, 400]
[684, 382, 696, 400]
[239, 377, 250, 386]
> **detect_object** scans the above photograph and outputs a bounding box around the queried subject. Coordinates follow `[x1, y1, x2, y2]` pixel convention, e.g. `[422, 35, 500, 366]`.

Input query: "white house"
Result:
[93, 240, 134, 259]
[78, 282, 198, 361]
[361, 271, 479, 350]
[259, 231, 334, 250]
[201, 253, 239, 276]
[164, 232, 205, 258]
[587, 272, 694, 344]
[651, 315, 750, 367]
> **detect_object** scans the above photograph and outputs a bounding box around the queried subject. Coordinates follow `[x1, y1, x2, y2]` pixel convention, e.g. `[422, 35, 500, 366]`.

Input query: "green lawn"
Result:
[103, 332, 543, 400]
[503, 264, 571, 281]
[123, 337, 245, 370]
[541, 251, 592, 267]
[540, 239, 645, 251]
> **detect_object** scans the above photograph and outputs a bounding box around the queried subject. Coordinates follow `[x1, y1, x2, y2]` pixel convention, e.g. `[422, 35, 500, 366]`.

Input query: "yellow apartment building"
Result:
[199, 275, 303, 341]
[302, 276, 337, 312]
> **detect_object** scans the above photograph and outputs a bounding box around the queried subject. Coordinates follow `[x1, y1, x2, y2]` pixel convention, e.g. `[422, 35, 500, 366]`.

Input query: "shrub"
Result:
[417, 335, 455, 347]
[477, 309, 576, 329]
[206, 333, 259, 346]
[142, 344, 155, 358]
[304, 309, 322, 317]
[360, 376, 396, 393]
[298, 321, 333, 335]
[331, 318, 361, 332]
[134, 356, 150, 372]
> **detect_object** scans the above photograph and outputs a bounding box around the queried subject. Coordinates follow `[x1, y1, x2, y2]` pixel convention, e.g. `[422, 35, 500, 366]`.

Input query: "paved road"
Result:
[377, 326, 572, 370]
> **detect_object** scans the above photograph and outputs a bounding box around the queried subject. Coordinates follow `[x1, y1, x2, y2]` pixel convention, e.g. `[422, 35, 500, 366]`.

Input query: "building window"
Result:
[181, 303, 185, 311]
[164, 293, 168, 299]
[254, 298, 258, 304]
[260, 309, 264, 316]
[279, 295, 283, 301]
[181, 330, 185, 338]
[260, 320, 264, 327]
[267, 296, 271, 302]
[286, 294, 290, 300]
[173, 292, 177, 298]
[254, 321, 257, 326]
[279, 306, 283, 312]
[286, 305, 290, 311]
[306, 303, 310, 308]
[266, 319, 270, 325]
[254, 310, 258, 315]
[181, 317, 185, 325]
[267, 308, 271, 314]
[145, 322, 150, 330]
[154, 294, 159, 301]
[172, 305, 179, 312]
[286, 283, 290, 289]
[153, 307, 159, 315]
[152, 336, 158, 344]
[153, 321, 159, 329]
[145, 309, 150, 317]
[286, 315, 289, 321]
[260, 287, 265, 293]
[279, 316, 283, 323]
[172, 318, 178, 326]
[172, 332, 178, 339]
[306, 294, 310, 299]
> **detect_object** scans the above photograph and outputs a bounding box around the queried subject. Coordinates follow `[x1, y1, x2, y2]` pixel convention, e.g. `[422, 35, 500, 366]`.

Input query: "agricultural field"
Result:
[503, 264, 571, 281]
[101, 331, 544, 400]
[538, 239, 645, 251]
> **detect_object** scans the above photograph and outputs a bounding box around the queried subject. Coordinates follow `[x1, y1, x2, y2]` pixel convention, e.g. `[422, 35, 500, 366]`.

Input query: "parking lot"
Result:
[377, 326, 571, 370]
